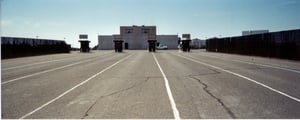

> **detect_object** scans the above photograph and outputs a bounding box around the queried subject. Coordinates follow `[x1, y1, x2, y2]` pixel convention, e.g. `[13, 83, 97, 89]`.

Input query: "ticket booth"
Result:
[79, 40, 90, 52]
[147, 39, 157, 52]
[182, 40, 191, 52]
[113, 40, 124, 52]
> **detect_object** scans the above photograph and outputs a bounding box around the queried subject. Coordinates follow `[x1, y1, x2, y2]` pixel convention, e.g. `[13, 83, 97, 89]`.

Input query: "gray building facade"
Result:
[98, 35, 113, 50]
[121, 25, 156, 49]
[98, 25, 178, 50]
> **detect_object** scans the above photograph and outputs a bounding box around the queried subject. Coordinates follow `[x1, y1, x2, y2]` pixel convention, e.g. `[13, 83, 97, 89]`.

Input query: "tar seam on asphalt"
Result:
[189, 69, 221, 76]
[189, 75, 236, 118]
[81, 77, 150, 119]
[172, 53, 300, 103]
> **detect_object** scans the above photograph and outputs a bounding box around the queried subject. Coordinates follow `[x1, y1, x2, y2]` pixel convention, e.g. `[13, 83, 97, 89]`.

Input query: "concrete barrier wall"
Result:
[206, 29, 300, 60]
[1, 37, 70, 59]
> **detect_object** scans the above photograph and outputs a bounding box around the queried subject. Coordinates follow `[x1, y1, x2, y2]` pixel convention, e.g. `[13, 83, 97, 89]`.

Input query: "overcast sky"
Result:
[1, 0, 300, 48]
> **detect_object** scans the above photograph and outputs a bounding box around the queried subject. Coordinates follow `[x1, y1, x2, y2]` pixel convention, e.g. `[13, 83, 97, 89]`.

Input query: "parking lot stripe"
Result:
[2, 53, 111, 85]
[232, 59, 300, 74]
[195, 53, 300, 74]
[173, 53, 300, 103]
[19, 54, 132, 119]
[2, 58, 95, 85]
[152, 53, 181, 120]
[3, 57, 74, 71]
[2, 60, 88, 85]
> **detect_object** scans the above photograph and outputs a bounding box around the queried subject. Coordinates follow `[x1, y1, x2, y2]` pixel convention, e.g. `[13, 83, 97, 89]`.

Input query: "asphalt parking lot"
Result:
[2, 50, 300, 119]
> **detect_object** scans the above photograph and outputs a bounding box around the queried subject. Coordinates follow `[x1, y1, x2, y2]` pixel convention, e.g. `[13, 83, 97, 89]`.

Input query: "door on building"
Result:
[125, 42, 128, 49]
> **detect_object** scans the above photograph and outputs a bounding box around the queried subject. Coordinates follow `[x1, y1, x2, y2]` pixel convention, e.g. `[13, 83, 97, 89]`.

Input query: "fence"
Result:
[206, 29, 300, 60]
[1, 37, 71, 59]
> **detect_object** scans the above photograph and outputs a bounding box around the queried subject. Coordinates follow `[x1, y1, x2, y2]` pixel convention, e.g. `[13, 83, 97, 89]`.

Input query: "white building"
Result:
[98, 25, 178, 50]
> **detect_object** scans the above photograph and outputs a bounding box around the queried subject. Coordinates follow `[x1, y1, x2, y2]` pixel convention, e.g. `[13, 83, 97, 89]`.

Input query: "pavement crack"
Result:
[190, 69, 221, 76]
[81, 100, 97, 119]
[189, 75, 237, 119]
[81, 77, 150, 119]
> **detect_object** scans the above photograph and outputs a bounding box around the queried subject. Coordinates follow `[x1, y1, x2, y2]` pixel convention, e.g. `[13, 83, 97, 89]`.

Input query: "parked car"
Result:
[156, 44, 168, 50]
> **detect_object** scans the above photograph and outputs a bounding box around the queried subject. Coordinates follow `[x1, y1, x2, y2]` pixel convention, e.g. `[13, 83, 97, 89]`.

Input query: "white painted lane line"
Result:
[232, 59, 300, 74]
[2, 58, 73, 71]
[196, 53, 300, 74]
[2, 59, 91, 85]
[2, 54, 112, 85]
[152, 53, 180, 120]
[173, 53, 300, 103]
[19, 54, 132, 119]
[2, 52, 110, 71]
[267, 63, 290, 68]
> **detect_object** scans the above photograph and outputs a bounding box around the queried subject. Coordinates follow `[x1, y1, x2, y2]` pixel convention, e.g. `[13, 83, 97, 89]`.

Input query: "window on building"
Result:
[142, 29, 149, 33]
[126, 29, 133, 33]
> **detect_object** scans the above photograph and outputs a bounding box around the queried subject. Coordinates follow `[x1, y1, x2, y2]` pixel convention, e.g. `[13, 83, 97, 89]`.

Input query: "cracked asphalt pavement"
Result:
[2, 50, 300, 119]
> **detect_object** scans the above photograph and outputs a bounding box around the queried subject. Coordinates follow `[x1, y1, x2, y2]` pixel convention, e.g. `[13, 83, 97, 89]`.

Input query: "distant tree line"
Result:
[1, 37, 71, 59]
[206, 29, 300, 60]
